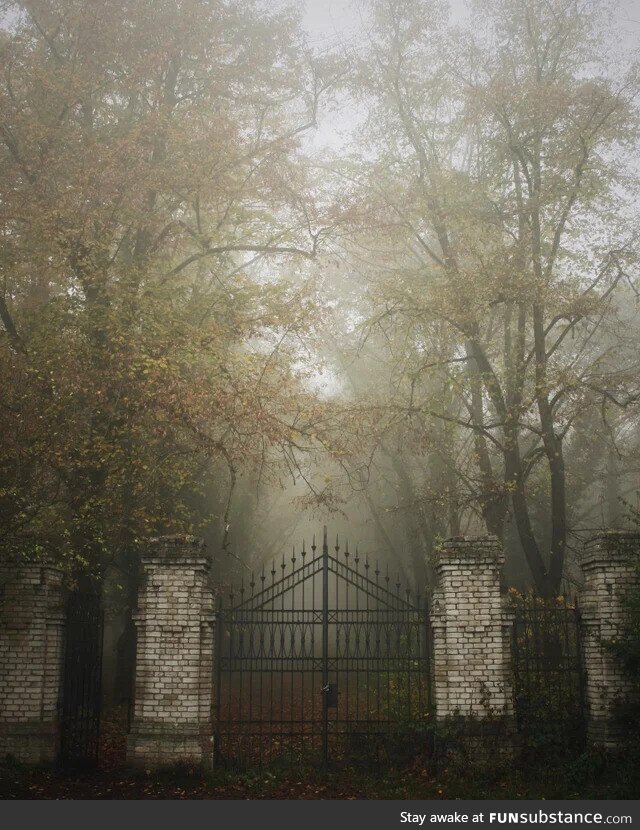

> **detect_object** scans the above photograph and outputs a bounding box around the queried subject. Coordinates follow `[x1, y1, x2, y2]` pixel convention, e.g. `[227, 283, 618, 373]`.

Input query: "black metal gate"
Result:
[214, 528, 433, 767]
[511, 593, 586, 749]
[60, 591, 104, 766]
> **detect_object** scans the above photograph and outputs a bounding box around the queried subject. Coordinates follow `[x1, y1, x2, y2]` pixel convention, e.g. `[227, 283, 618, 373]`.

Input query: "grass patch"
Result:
[1, 745, 640, 799]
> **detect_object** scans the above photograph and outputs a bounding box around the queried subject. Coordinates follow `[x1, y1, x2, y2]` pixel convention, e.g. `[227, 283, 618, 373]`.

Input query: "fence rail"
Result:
[214, 528, 433, 768]
[510, 592, 587, 749]
[60, 591, 103, 766]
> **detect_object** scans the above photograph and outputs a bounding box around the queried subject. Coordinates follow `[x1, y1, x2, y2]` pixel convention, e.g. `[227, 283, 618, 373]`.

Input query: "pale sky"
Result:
[299, 0, 640, 48]
[302, 0, 469, 41]
[302, 0, 640, 42]
[299, 0, 640, 151]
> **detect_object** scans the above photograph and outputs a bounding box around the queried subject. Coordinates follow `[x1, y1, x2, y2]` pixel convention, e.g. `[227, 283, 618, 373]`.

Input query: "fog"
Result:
[1, 0, 640, 706]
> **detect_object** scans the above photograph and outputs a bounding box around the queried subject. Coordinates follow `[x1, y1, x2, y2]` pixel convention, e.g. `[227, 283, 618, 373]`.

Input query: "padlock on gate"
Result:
[321, 682, 338, 708]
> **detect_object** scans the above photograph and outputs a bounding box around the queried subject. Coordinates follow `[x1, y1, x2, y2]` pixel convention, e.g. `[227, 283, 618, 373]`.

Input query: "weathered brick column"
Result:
[127, 535, 214, 768]
[580, 530, 640, 748]
[0, 563, 66, 763]
[430, 537, 514, 735]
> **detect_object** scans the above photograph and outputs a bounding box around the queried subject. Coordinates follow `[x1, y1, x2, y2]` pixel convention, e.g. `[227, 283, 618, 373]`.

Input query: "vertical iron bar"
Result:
[344, 543, 350, 754]
[269, 561, 275, 764]
[375, 562, 381, 764]
[322, 525, 329, 767]
[406, 589, 412, 727]
[301, 540, 307, 761]
[290, 546, 296, 764]
[95, 605, 104, 763]
[238, 583, 244, 762]
[227, 597, 235, 760]
[310, 537, 317, 760]
[334, 535, 339, 760]
[259, 567, 265, 767]
[214, 595, 223, 765]
[425, 594, 434, 720]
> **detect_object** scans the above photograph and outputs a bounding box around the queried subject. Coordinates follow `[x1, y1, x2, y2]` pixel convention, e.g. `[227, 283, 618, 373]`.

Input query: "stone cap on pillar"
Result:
[143, 534, 209, 567]
[582, 529, 640, 572]
[0, 557, 64, 575]
[434, 535, 504, 568]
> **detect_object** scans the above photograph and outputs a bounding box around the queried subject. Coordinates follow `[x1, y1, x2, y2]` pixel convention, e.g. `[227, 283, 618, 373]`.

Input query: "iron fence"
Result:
[510, 592, 586, 749]
[214, 528, 433, 767]
[60, 591, 104, 766]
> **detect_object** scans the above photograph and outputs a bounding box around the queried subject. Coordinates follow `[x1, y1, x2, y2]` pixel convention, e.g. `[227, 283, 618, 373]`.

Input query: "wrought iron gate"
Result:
[60, 591, 104, 766]
[511, 593, 586, 749]
[214, 528, 433, 767]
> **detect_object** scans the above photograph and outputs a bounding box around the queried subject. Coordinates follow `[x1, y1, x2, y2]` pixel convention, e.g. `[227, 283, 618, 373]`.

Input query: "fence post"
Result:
[580, 529, 640, 749]
[0, 562, 66, 763]
[430, 536, 514, 754]
[126, 535, 214, 769]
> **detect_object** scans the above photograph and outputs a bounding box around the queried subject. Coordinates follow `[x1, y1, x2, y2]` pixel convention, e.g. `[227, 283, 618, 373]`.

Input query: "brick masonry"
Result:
[580, 529, 640, 748]
[431, 537, 514, 726]
[3, 529, 638, 767]
[0, 563, 66, 763]
[126, 535, 214, 768]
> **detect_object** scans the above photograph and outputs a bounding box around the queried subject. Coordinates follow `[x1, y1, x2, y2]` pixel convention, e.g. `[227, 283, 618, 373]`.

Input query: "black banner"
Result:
[1, 799, 639, 829]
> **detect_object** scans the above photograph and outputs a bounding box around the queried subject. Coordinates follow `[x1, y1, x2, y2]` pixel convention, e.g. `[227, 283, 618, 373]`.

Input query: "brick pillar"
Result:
[580, 530, 640, 748]
[127, 535, 214, 768]
[0, 563, 66, 763]
[430, 536, 514, 735]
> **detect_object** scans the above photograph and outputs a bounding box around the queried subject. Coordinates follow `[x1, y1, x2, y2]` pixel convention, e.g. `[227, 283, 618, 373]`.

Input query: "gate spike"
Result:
[292, 544, 296, 567]
[301, 539, 306, 559]
[385, 563, 390, 586]
[364, 555, 370, 572]
[311, 534, 316, 556]
[281, 551, 286, 573]
[375, 560, 380, 583]
[261, 564, 266, 587]
[354, 545, 359, 569]
[344, 540, 349, 561]
[250, 572, 255, 595]
[271, 560, 276, 582]
[396, 572, 401, 595]
[240, 574, 245, 599]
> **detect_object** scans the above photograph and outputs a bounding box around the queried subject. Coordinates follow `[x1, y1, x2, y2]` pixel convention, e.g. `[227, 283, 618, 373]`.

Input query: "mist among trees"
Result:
[2, 0, 640, 606]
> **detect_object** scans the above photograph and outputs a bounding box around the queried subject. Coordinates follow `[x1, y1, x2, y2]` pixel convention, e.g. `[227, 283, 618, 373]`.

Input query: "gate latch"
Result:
[322, 683, 338, 708]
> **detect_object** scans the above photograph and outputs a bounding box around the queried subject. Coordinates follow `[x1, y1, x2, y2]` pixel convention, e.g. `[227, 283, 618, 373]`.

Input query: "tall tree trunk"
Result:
[606, 444, 621, 526]
[505, 431, 551, 594]
[533, 304, 566, 595]
[388, 453, 432, 590]
[466, 345, 507, 539]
